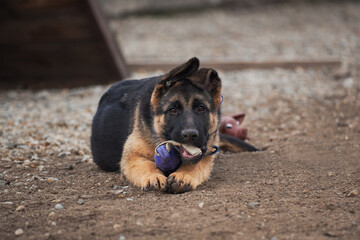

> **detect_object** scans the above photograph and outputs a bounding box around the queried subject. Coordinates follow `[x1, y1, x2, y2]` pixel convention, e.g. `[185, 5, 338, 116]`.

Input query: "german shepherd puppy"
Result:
[91, 57, 257, 193]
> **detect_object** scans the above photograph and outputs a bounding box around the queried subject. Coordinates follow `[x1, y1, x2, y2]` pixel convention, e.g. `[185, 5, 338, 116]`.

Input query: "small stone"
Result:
[81, 155, 90, 162]
[0, 180, 6, 186]
[0, 173, 3, 180]
[39, 165, 45, 172]
[14, 182, 23, 186]
[16, 205, 25, 211]
[198, 202, 204, 209]
[113, 224, 121, 229]
[15, 228, 23, 235]
[51, 221, 56, 226]
[23, 160, 31, 166]
[77, 199, 85, 205]
[136, 220, 143, 226]
[1, 201, 14, 205]
[58, 152, 67, 158]
[126, 198, 134, 201]
[55, 203, 64, 209]
[49, 212, 56, 218]
[114, 189, 124, 195]
[271, 237, 279, 240]
[47, 177, 59, 182]
[247, 202, 260, 207]
[113, 185, 119, 190]
[29, 185, 38, 192]
[328, 172, 335, 177]
[119, 235, 126, 240]
[346, 189, 359, 197]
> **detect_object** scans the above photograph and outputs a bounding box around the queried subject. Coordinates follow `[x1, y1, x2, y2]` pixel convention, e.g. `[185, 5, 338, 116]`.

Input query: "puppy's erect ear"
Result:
[167, 57, 200, 82]
[188, 68, 222, 108]
[232, 113, 245, 124]
[151, 57, 200, 108]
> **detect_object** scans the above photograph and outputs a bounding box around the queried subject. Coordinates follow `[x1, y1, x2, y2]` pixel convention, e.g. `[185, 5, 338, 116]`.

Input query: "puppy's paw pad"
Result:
[166, 174, 194, 194]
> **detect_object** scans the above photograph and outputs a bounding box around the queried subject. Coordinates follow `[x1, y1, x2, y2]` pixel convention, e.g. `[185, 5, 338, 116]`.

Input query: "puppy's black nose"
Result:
[181, 129, 199, 143]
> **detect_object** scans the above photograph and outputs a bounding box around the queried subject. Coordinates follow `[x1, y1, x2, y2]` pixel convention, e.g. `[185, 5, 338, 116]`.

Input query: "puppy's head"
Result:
[151, 57, 222, 164]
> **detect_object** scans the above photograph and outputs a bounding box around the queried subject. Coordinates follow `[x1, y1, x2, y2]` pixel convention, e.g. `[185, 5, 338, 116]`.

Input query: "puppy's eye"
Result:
[197, 106, 206, 113]
[168, 108, 178, 114]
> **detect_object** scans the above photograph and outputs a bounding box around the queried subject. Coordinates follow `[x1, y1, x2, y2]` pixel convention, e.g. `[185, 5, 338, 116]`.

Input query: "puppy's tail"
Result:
[219, 134, 260, 152]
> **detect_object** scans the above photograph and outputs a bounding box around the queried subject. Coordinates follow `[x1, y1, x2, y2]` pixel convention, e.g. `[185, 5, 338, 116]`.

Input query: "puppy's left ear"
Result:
[190, 68, 222, 108]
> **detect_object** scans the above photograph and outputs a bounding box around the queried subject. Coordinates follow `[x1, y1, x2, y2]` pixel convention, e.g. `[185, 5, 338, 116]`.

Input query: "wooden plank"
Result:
[87, 0, 129, 79]
[5, 0, 79, 14]
[0, 0, 128, 88]
[0, 76, 115, 89]
[0, 15, 96, 44]
[0, 42, 116, 77]
[128, 60, 342, 72]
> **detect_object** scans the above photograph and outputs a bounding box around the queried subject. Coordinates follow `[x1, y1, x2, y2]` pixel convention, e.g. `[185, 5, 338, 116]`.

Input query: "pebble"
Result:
[47, 177, 59, 182]
[1, 201, 14, 205]
[15, 228, 23, 236]
[346, 189, 359, 197]
[81, 155, 90, 162]
[0, 173, 3, 180]
[113, 185, 120, 190]
[38, 165, 45, 172]
[119, 235, 126, 240]
[51, 221, 56, 226]
[55, 203, 64, 210]
[328, 172, 336, 177]
[114, 189, 124, 195]
[0, 180, 6, 186]
[271, 237, 279, 240]
[58, 152, 67, 158]
[198, 202, 204, 209]
[77, 199, 85, 205]
[113, 224, 121, 229]
[16, 205, 25, 211]
[49, 212, 56, 218]
[126, 198, 134, 201]
[29, 185, 38, 192]
[247, 202, 260, 207]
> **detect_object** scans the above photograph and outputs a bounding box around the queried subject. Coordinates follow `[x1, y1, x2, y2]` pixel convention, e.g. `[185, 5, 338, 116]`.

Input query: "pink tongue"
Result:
[180, 147, 193, 158]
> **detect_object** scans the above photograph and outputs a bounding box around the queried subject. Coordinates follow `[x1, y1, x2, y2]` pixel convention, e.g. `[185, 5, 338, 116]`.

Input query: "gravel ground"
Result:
[111, 2, 360, 70]
[1, 2, 360, 239]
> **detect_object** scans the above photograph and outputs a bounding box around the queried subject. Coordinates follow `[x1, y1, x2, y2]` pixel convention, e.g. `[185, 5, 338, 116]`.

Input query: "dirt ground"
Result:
[1, 2, 360, 240]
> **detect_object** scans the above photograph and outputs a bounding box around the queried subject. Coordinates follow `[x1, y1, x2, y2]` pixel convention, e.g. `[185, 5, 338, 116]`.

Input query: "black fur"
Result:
[91, 76, 160, 171]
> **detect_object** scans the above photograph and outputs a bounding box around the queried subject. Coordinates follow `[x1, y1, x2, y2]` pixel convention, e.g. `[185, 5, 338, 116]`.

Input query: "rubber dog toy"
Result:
[219, 113, 249, 140]
[154, 140, 202, 175]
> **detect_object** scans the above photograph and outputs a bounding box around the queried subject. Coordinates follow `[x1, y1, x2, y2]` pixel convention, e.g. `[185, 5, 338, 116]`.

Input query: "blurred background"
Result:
[0, 0, 359, 89]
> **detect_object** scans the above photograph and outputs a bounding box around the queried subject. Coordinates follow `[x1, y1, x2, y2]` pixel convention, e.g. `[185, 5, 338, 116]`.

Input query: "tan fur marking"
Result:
[153, 115, 166, 142]
[209, 113, 219, 134]
[121, 105, 167, 190]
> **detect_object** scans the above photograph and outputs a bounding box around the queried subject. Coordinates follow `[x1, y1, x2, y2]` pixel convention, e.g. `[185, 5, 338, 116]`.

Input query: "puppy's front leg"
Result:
[121, 135, 167, 191]
[167, 155, 215, 193]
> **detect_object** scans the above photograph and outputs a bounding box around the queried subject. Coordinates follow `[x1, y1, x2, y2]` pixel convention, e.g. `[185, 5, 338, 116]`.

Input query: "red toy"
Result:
[219, 113, 249, 140]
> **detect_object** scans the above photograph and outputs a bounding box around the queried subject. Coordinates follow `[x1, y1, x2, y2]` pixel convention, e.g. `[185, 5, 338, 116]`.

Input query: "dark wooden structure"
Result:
[0, 0, 128, 89]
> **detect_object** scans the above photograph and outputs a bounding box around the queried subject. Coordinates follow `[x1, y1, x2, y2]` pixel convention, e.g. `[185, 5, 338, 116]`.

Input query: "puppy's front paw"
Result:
[141, 174, 167, 192]
[166, 173, 196, 194]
